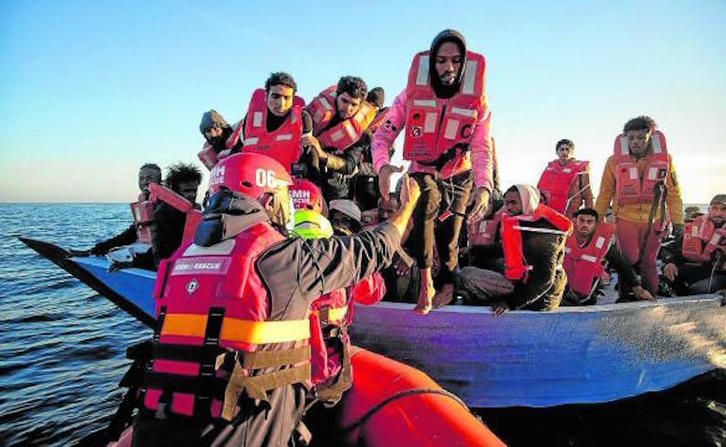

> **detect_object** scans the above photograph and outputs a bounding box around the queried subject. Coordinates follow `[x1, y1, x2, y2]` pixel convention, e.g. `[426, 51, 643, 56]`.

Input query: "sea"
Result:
[1, 203, 724, 446]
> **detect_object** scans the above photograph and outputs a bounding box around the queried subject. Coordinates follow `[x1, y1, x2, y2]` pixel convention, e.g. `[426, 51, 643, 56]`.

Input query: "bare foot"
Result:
[413, 269, 435, 315]
[433, 283, 454, 308]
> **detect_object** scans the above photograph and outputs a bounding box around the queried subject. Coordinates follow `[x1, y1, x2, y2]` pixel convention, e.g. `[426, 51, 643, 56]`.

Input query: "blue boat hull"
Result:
[22, 238, 726, 408]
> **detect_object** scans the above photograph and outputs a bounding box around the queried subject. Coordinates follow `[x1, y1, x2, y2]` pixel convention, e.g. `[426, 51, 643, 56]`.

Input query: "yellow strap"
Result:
[161, 313, 310, 344]
[311, 305, 348, 324]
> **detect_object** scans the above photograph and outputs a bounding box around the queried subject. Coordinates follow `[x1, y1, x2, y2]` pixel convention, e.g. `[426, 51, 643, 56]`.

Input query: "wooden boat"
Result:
[20, 237, 726, 408]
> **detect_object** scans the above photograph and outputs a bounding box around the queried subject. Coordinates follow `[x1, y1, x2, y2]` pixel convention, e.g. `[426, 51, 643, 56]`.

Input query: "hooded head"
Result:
[429, 29, 467, 99]
[504, 184, 540, 217]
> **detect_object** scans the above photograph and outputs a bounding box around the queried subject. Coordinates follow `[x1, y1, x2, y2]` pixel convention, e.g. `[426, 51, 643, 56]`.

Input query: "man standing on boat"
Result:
[537, 138, 594, 218]
[595, 116, 684, 295]
[561, 208, 653, 305]
[662, 194, 726, 295]
[373, 29, 495, 314]
[132, 153, 419, 446]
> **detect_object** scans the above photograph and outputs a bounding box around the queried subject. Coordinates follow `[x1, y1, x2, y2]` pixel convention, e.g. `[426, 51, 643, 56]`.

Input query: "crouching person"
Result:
[132, 153, 418, 446]
[459, 185, 572, 316]
[561, 208, 653, 305]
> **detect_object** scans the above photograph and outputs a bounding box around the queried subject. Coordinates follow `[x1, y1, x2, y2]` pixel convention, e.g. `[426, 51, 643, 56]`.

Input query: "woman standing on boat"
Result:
[373, 29, 495, 314]
[595, 116, 684, 296]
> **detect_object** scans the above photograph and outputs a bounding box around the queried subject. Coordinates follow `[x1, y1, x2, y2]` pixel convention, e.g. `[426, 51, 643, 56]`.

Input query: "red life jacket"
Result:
[501, 205, 572, 281]
[563, 223, 615, 297]
[307, 85, 377, 154]
[402, 51, 487, 163]
[130, 192, 155, 244]
[148, 183, 202, 247]
[613, 130, 669, 207]
[682, 214, 726, 263]
[240, 89, 306, 173]
[143, 222, 312, 420]
[197, 123, 241, 170]
[537, 159, 589, 214]
[467, 209, 504, 246]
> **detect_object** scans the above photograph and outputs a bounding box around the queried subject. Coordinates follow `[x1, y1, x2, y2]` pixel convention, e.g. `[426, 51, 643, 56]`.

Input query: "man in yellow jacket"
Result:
[595, 116, 684, 296]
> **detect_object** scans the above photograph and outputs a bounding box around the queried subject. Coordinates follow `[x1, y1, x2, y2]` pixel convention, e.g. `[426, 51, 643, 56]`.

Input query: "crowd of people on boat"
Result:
[76, 28, 725, 446]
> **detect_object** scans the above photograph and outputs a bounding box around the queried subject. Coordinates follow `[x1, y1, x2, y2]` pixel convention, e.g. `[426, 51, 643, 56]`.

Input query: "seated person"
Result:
[561, 208, 653, 305]
[81, 163, 162, 260]
[197, 110, 243, 169]
[306, 76, 377, 202]
[329, 199, 362, 236]
[150, 163, 202, 266]
[662, 194, 726, 295]
[459, 185, 572, 315]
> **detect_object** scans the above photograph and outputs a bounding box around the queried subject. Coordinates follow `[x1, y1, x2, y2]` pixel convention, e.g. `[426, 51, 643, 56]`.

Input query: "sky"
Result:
[0, 1, 724, 203]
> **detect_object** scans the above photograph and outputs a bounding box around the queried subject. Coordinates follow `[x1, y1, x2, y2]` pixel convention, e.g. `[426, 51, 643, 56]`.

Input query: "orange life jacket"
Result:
[501, 205, 572, 281]
[144, 222, 312, 420]
[467, 209, 504, 246]
[402, 51, 487, 163]
[197, 123, 241, 170]
[240, 89, 305, 173]
[613, 130, 669, 207]
[537, 159, 589, 214]
[307, 85, 377, 154]
[682, 214, 726, 263]
[563, 223, 615, 297]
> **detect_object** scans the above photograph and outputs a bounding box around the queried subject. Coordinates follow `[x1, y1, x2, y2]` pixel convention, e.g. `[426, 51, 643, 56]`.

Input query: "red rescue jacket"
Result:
[143, 222, 311, 420]
[537, 159, 589, 215]
[402, 51, 487, 164]
[613, 130, 669, 207]
[563, 223, 615, 297]
[682, 214, 726, 263]
[307, 85, 377, 154]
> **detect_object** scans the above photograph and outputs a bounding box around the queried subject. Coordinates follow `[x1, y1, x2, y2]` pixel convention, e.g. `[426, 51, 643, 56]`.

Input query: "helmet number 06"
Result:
[255, 169, 277, 189]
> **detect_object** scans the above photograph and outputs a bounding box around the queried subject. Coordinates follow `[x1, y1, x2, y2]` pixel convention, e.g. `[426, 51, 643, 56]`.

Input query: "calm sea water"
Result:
[1, 203, 724, 446]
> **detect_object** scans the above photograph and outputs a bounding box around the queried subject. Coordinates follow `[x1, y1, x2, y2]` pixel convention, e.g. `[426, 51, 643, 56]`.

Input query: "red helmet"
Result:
[208, 153, 293, 198]
[289, 178, 325, 213]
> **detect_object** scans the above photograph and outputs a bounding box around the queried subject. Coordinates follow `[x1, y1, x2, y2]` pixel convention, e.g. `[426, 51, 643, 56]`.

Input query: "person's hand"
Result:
[378, 164, 404, 199]
[663, 263, 678, 282]
[467, 186, 491, 225]
[492, 300, 509, 317]
[633, 285, 655, 301]
[398, 174, 420, 210]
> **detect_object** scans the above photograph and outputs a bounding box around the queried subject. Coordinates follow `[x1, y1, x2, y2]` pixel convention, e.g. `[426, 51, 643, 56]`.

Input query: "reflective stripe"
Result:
[275, 134, 293, 141]
[161, 313, 310, 344]
[595, 236, 606, 249]
[620, 136, 629, 155]
[416, 55, 429, 86]
[330, 129, 344, 142]
[252, 112, 263, 128]
[451, 107, 476, 117]
[462, 60, 477, 95]
[424, 112, 437, 133]
[581, 254, 598, 263]
[413, 99, 437, 107]
[244, 137, 259, 145]
[320, 97, 333, 111]
[629, 167, 638, 180]
[648, 167, 658, 180]
[652, 135, 662, 153]
[444, 119, 460, 140]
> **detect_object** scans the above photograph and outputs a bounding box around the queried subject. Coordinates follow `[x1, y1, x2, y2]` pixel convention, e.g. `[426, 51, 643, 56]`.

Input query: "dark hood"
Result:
[429, 29, 467, 99]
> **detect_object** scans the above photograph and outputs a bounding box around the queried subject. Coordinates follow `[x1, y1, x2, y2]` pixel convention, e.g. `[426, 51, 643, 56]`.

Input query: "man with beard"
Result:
[663, 194, 726, 294]
[562, 208, 653, 305]
[373, 29, 495, 314]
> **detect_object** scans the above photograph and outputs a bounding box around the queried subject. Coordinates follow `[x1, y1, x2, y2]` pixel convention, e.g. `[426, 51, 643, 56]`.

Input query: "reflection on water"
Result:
[0, 204, 723, 446]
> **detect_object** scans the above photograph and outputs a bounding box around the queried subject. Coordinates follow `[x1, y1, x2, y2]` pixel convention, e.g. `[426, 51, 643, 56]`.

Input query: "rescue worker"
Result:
[328, 199, 362, 236]
[198, 110, 243, 169]
[662, 194, 726, 295]
[459, 185, 572, 315]
[373, 29, 495, 314]
[232, 72, 315, 175]
[536, 139, 594, 218]
[562, 208, 653, 305]
[595, 116, 685, 295]
[305, 76, 377, 202]
[149, 162, 201, 267]
[132, 153, 419, 446]
[74, 164, 161, 269]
